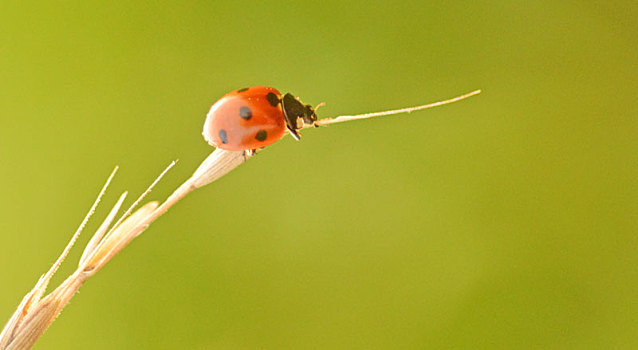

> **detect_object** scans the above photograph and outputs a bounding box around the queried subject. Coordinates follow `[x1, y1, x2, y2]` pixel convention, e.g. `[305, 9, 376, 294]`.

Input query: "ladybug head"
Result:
[281, 93, 318, 140]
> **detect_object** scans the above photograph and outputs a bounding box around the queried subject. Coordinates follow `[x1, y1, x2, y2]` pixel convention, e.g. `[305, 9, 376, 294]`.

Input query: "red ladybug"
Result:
[203, 86, 318, 151]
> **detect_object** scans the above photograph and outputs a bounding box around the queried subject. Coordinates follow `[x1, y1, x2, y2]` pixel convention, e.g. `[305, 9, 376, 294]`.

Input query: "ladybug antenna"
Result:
[314, 102, 326, 112]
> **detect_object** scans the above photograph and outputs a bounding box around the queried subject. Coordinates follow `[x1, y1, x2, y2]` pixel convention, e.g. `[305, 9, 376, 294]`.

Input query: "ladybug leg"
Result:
[243, 149, 257, 161]
[286, 126, 301, 140]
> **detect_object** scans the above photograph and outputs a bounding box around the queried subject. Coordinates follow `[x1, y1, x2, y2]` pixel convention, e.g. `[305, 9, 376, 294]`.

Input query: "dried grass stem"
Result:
[0, 89, 480, 350]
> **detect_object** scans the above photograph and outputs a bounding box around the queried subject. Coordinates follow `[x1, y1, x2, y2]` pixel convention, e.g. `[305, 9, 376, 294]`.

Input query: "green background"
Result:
[1, 1, 636, 349]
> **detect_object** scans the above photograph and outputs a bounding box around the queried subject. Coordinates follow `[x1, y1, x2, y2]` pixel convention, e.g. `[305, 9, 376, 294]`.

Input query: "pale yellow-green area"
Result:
[0, 1, 636, 349]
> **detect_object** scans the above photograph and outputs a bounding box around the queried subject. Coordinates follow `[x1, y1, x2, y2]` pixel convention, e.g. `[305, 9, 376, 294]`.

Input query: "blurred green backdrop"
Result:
[1, 1, 636, 349]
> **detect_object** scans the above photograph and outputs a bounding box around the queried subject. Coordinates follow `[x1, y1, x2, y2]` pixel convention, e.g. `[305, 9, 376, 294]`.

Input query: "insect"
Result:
[202, 86, 318, 152]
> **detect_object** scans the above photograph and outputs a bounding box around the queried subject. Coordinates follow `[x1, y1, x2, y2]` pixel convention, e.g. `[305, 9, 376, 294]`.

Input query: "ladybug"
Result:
[203, 86, 318, 152]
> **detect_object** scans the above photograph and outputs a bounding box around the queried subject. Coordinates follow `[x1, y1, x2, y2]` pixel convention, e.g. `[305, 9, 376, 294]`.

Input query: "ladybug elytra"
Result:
[202, 86, 318, 152]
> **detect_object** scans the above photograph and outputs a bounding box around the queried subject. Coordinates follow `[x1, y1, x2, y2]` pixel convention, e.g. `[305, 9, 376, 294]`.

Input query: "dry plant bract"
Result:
[0, 89, 480, 350]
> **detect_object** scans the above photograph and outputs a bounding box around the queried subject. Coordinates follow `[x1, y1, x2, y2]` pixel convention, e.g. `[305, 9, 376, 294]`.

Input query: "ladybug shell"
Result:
[203, 86, 286, 151]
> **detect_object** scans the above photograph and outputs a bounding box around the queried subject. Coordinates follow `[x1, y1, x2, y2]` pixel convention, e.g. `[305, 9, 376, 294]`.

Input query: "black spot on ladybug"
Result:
[218, 129, 228, 144]
[237, 87, 249, 93]
[239, 106, 252, 120]
[255, 130, 267, 141]
[266, 92, 279, 107]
